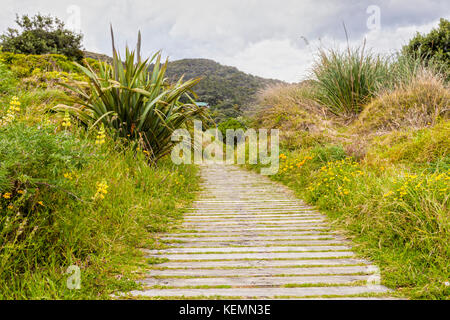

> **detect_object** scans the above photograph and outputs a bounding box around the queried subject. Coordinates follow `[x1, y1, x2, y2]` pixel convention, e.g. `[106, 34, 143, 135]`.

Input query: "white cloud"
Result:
[0, 0, 448, 82]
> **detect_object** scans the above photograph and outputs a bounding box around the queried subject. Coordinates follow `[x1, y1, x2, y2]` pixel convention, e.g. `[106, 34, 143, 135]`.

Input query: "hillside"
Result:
[162, 58, 283, 118]
[84, 52, 283, 120]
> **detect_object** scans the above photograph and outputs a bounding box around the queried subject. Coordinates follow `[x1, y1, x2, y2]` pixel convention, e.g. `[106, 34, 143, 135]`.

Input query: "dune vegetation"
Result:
[0, 21, 202, 298]
[247, 21, 449, 299]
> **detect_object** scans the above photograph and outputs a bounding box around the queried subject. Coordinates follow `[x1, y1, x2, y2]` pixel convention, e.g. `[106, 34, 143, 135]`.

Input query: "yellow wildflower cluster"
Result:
[2, 192, 12, 199]
[279, 153, 313, 173]
[61, 111, 71, 128]
[93, 180, 108, 200]
[0, 96, 21, 126]
[63, 171, 79, 180]
[174, 174, 184, 186]
[307, 158, 356, 198]
[383, 170, 449, 202]
[95, 124, 106, 145]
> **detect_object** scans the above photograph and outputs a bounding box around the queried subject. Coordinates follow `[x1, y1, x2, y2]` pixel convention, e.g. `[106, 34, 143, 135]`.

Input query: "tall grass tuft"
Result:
[61, 28, 207, 163]
[312, 44, 390, 117]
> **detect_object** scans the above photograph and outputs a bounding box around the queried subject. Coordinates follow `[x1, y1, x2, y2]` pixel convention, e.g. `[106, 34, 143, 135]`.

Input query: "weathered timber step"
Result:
[141, 275, 371, 287]
[162, 235, 342, 241]
[154, 258, 368, 269]
[166, 230, 337, 237]
[182, 219, 325, 225]
[146, 251, 355, 260]
[184, 224, 329, 232]
[147, 246, 351, 254]
[187, 209, 317, 212]
[183, 214, 322, 219]
[165, 240, 346, 247]
[184, 215, 324, 219]
[129, 285, 390, 298]
[146, 266, 371, 277]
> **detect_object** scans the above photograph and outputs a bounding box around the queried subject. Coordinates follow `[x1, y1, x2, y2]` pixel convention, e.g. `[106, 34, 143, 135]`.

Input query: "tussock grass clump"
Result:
[312, 45, 390, 117]
[355, 70, 450, 133]
[252, 83, 336, 148]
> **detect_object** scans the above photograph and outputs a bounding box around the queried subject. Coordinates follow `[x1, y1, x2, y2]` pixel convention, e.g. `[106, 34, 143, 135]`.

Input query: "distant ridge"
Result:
[84, 51, 284, 120]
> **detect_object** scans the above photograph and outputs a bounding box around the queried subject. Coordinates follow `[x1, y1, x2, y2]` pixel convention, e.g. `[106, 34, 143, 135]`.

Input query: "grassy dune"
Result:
[247, 50, 449, 299]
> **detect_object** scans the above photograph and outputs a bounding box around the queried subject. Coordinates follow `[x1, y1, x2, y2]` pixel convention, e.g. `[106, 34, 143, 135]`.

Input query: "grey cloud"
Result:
[0, 0, 448, 81]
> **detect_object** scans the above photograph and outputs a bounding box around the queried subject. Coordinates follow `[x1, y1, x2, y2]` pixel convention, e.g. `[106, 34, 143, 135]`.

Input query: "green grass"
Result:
[247, 146, 449, 299]
[0, 63, 200, 299]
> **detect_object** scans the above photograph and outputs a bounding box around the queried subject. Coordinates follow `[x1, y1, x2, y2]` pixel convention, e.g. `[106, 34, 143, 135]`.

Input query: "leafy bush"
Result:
[312, 45, 390, 116]
[403, 18, 449, 75]
[62, 30, 207, 163]
[0, 51, 78, 77]
[217, 118, 247, 142]
[0, 123, 89, 210]
[0, 14, 83, 61]
[0, 122, 90, 287]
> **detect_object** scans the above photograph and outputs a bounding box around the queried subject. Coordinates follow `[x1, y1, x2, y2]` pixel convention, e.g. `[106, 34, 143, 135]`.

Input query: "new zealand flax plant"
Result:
[59, 27, 208, 163]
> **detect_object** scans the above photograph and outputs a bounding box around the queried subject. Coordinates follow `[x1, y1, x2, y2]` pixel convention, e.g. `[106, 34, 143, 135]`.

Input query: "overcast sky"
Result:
[1, 0, 449, 82]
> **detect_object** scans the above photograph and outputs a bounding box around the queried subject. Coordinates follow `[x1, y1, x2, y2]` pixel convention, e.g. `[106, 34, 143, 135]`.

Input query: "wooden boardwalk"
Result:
[130, 164, 392, 299]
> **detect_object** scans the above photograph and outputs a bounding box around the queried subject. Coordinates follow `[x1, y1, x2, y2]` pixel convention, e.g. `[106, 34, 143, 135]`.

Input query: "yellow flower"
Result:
[1, 96, 22, 125]
[93, 180, 108, 200]
[7, 205, 13, 209]
[17, 190, 25, 194]
[3, 193, 12, 199]
[95, 124, 106, 145]
[63, 172, 73, 180]
[383, 191, 393, 198]
[37, 201, 44, 206]
[61, 111, 71, 128]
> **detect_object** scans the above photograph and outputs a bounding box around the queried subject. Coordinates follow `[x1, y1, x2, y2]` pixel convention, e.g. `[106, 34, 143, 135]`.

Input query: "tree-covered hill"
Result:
[163, 58, 282, 105]
[84, 52, 283, 121]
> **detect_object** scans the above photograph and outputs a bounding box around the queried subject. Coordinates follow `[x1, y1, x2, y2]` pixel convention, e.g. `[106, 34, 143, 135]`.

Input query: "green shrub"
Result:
[311, 144, 347, 164]
[0, 51, 78, 77]
[217, 118, 247, 142]
[0, 14, 83, 61]
[403, 18, 449, 76]
[0, 123, 89, 208]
